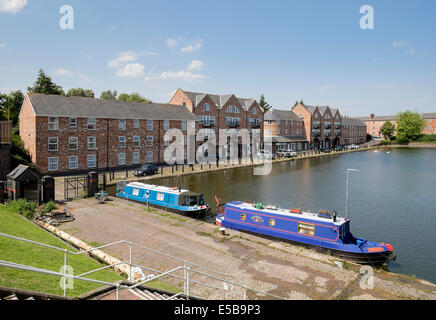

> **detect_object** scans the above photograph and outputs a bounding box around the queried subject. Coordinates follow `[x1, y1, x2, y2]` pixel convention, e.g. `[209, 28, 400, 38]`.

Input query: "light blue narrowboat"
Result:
[216, 201, 396, 266]
[116, 182, 209, 216]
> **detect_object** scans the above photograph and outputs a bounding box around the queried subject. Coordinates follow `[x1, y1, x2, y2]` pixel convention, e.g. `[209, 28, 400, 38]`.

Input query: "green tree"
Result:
[66, 88, 95, 98]
[259, 94, 271, 112]
[380, 121, 395, 140]
[395, 110, 425, 143]
[0, 90, 25, 125]
[100, 90, 118, 100]
[117, 92, 151, 103]
[27, 69, 64, 95]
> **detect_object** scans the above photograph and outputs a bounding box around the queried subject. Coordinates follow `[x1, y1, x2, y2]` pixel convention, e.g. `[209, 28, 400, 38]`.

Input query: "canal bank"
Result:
[52, 197, 436, 300]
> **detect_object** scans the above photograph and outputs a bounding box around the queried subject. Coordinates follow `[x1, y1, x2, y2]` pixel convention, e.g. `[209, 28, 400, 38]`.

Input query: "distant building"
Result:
[263, 109, 308, 152]
[292, 103, 342, 150]
[19, 93, 196, 175]
[341, 117, 367, 145]
[0, 120, 12, 180]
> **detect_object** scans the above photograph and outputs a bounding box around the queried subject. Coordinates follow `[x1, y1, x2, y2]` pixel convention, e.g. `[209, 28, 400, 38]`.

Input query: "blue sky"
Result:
[0, 0, 435, 116]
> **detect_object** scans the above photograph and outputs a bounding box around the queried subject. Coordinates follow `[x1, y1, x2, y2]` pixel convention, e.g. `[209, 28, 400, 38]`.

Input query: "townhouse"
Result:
[341, 117, 367, 145]
[292, 103, 342, 150]
[169, 89, 264, 158]
[263, 109, 308, 152]
[19, 93, 196, 175]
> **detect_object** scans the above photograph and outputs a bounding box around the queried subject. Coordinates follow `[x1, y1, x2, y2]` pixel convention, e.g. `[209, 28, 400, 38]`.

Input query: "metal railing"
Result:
[0, 232, 286, 300]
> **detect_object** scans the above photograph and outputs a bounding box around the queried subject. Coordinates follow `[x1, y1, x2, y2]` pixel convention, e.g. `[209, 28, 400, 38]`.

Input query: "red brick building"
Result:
[19, 94, 196, 175]
[169, 89, 264, 158]
[263, 109, 308, 152]
[341, 117, 367, 145]
[292, 103, 342, 150]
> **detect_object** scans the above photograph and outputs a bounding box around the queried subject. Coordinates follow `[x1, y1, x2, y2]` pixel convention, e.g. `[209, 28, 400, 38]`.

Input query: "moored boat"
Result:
[216, 201, 396, 266]
[116, 182, 209, 217]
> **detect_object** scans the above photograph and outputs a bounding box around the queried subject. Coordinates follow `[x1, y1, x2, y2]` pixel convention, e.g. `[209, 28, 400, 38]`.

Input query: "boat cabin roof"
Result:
[227, 201, 347, 226]
[127, 182, 191, 195]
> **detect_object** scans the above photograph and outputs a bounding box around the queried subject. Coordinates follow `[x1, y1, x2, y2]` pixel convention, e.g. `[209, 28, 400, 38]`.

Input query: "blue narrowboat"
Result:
[216, 201, 396, 266]
[116, 182, 209, 217]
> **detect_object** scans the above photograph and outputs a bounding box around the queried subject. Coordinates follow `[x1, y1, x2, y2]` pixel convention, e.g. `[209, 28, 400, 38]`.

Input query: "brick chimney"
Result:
[370, 114, 375, 120]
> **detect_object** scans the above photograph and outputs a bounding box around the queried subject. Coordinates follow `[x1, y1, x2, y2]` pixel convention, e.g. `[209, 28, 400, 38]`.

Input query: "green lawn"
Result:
[0, 205, 181, 297]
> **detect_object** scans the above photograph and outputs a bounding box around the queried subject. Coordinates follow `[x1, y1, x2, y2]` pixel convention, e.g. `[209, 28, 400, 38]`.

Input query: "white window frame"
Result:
[69, 156, 78, 170]
[69, 117, 77, 128]
[119, 119, 126, 130]
[252, 108, 257, 115]
[48, 137, 58, 151]
[146, 151, 153, 163]
[87, 136, 96, 150]
[203, 103, 210, 112]
[48, 157, 58, 171]
[87, 154, 96, 168]
[134, 119, 140, 129]
[118, 136, 126, 149]
[147, 120, 153, 131]
[181, 120, 187, 131]
[68, 137, 78, 150]
[48, 117, 58, 130]
[118, 153, 126, 165]
[87, 118, 96, 130]
[132, 152, 140, 164]
[163, 120, 169, 131]
[146, 136, 154, 144]
[133, 136, 140, 148]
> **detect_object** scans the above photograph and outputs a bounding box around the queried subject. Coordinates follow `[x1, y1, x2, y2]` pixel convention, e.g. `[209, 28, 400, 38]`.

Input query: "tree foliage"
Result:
[259, 94, 271, 112]
[380, 121, 395, 140]
[27, 69, 65, 95]
[66, 88, 95, 98]
[395, 110, 425, 143]
[117, 92, 151, 103]
[100, 90, 118, 100]
[0, 90, 24, 125]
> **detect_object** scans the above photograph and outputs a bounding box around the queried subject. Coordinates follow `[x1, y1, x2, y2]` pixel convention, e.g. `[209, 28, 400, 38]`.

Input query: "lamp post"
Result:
[345, 168, 359, 220]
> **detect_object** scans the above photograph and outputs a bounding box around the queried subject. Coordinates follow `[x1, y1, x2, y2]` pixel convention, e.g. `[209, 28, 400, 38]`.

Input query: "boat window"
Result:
[132, 188, 140, 196]
[241, 214, 247, 221]
[156, 193, 164, 201]
[298, 223, 315, 236]
[182, 196, 198, 206]
[269, 219, 276, 227]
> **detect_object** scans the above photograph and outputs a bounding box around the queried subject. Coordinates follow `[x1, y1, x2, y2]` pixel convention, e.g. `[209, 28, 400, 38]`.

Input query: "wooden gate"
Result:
[64, 176, 87, 199]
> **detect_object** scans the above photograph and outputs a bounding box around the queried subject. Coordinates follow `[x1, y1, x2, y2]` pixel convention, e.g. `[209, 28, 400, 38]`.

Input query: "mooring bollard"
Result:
[147, 200, 150, 212]
[126, 170, 128, 178]
[172, 166, 174, 174]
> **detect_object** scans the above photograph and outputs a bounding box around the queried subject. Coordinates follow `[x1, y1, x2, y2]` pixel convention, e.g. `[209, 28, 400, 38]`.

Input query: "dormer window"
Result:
[314, 113, 318, 119]
[252, 108, 257, 115]
[233, 106, 240, 113]
[226, 106, 233, 113]
[203, 103, 210, 112]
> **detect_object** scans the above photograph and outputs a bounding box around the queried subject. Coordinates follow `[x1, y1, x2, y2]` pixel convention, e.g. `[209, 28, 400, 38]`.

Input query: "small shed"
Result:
[7, 165, 41, 203]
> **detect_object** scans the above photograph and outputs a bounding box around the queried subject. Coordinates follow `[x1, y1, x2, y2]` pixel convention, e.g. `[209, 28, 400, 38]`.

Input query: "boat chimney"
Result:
[332, 211, 337, 222]
[179, 187, 181, 193]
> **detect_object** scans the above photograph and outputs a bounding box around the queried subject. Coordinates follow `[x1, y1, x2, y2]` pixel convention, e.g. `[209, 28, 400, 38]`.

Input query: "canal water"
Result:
[112, 148, 436, 283]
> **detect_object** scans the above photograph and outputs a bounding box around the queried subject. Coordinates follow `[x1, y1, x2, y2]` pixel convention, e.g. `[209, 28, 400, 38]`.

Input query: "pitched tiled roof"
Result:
[264, 109, 301, 121]
[182, 90, 258, 111]
[341, 117, 366, 126]
[27, 94, 196, 121]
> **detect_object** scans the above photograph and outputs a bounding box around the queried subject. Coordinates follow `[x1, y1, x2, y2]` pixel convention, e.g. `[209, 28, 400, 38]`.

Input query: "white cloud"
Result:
[0, 0, 27, 14]
[167, 38, 178, 50]
[181, 42, 202, 52]
[392, 41, 407, 48]
[145, 70, 208, 82]
[0, 43, 5, 48]
[108, 51, 138, 69]
[187, 60, 204, 71]
[54, 68, 73, 76]
[116, 63, 145, 78]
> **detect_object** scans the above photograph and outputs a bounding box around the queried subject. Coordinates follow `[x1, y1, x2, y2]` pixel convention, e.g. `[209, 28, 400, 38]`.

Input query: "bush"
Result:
[379, 140, 394, 146]
[5, 199, 38, 220]
[417, 134, 436, 143]
[42, 201, 56, 213]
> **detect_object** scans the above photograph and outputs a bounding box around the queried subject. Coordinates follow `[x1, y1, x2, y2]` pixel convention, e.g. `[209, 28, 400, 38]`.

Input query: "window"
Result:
[132, 188, 140, 196]
[267, 129, 272, 135]
[133, 152, 140, 164]
[69, 117, 77, 128]
[163, 120, 169, 131]
[69, 137, 78, 150]
[276, 129, 280, 135]
[69, 156, 78, 169]
[314, 113, 318, 119]
[146, 151, 153, 163]
[87, 136, 96, 150]
[269, 219, 276, 227]
[181, 120, 187, 131]
[147, 120, 153, 131]
[48, 137, 58, 151]
[134, 119, 139, 129]
[48, 157, 58, 171]
[133, 136, 140, 148]
[252, 108, 257, 115]
[203, 103, 210, 112]
[275, 120, 280, 125]
[156, 193, 164, 201]
[241, 214, 246, 221]
[298, 223, 315, 236]
[87, 118, 96, 130]
[226, 106, 233, 113]
[119, 119, 126, 130]
[118, 136, 126, 148]
[87, 154, 96, 168]
[163, 135, 170, 147]
[233, 106, 240, 113]
[146, 136, 154, 144]
[48, 117, 58, 130]
[118, 153, 126, 165]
